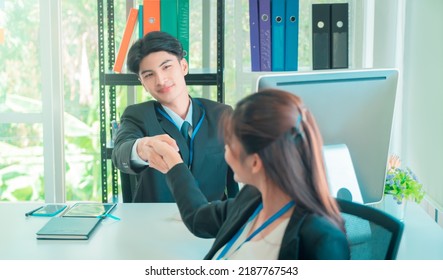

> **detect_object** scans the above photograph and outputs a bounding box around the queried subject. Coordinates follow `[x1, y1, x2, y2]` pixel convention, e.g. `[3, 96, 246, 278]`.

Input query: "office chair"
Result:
[337, 198, 404, 260]
[119, 172, 137, 203]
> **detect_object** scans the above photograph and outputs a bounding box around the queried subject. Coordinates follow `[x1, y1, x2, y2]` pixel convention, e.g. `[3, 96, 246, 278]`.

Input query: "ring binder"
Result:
[331, 3, 348, 69]
[312, 4, 331, 70]
[271, 0, 285, 71]
[249, 0, 260, 71]
[258, 0, 271, 71]
[285, 0, 299, 71]
[312, 3, 349, 70]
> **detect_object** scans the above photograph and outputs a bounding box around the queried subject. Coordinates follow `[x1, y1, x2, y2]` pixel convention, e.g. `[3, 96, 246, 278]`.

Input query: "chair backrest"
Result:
[119, 172, 138, 203]
[337, 198, 404, 260]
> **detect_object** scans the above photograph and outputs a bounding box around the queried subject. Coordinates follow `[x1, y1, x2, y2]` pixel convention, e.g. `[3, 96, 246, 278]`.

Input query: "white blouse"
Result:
[213, 217, 290, 260]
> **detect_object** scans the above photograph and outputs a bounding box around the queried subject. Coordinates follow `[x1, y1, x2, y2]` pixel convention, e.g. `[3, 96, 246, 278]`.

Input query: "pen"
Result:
[25, 206, 43, 217]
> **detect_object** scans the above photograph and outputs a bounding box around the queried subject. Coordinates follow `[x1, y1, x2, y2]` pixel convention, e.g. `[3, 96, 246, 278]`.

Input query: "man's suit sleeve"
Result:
[112, 104, 148, 175]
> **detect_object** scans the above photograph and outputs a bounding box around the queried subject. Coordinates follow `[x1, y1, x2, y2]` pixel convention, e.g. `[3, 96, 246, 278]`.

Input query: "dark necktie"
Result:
[180, 121, 191, 147]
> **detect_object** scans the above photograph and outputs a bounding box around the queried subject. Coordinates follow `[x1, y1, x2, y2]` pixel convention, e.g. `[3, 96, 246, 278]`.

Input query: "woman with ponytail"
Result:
[149, 89, 350, 260]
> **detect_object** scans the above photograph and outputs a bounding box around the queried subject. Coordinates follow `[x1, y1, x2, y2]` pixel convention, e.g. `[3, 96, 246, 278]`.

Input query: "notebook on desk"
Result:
[35, 203, 117, 240]
[36, 216, 102, 240]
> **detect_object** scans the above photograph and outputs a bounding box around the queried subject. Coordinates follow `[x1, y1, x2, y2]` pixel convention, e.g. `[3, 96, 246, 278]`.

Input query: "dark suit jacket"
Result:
[166, 163, 351, 260]
[112, 97, 238, 202]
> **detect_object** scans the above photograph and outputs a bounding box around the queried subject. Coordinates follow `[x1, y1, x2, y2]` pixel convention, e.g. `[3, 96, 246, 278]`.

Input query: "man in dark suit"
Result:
[112, 31, 238, 202]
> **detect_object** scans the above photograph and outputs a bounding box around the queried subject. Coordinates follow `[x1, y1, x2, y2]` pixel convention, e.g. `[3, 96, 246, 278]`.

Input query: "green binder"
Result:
[160, 0, 178, 38]
[177, 0, 189, 63]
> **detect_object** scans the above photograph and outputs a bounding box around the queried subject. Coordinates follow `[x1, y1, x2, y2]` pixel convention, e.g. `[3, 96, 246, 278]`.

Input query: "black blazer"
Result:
[166, 163, 351, 260]
[112, 97, 238, 202]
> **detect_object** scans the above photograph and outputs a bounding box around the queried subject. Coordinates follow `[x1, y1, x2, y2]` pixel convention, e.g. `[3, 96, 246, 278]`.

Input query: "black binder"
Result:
[312, 4, 331, 70]
[331, 3, 349, 69]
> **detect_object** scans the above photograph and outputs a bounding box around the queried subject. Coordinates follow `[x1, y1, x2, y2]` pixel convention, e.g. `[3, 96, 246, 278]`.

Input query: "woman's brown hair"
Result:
[223, 88, 344, 231]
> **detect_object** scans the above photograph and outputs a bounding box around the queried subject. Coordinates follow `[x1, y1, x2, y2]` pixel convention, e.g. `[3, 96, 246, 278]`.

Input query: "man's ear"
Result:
[181, 58, 188, 75]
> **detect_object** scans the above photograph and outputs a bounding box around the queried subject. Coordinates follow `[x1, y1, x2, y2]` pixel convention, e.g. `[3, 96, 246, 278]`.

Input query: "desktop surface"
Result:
[0, 202, 442, 260]
[396, 202, 443, 260]
[0, 203, 213, 260]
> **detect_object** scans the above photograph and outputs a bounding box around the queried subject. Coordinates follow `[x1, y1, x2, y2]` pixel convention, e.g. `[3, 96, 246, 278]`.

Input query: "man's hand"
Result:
[149, 139, 184, 173]
[136, 134, 180, 173]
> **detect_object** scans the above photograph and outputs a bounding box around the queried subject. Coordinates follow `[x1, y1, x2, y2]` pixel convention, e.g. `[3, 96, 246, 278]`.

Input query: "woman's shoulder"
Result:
[225, 185, 262, 213]
[301, 213, 345, 236]
[234, 185, 261, 200]
[297, 212, 350, 259]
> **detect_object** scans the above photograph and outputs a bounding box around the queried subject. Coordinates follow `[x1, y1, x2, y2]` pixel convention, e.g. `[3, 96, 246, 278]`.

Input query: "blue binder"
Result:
[271, 0, 285, 71]
[285, 0, 299, 71]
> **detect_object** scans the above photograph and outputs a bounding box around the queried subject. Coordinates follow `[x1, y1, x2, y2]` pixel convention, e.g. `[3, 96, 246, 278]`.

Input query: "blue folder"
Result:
[271, 0, 285, 71]
[285, 0, 299, 71]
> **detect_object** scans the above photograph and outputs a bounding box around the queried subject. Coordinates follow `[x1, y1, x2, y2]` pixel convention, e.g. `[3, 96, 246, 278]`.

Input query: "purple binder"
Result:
[249, 0, 260, 71]
[258, 0, 271, 71]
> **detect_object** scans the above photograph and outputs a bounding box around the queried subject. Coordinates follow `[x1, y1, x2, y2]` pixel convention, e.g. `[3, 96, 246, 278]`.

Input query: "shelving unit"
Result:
[97, 0, 225, 203]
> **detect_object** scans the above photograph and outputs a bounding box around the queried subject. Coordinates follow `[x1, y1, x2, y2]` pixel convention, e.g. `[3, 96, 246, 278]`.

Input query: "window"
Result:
[60, 0, 101, 201]
[0, 0, 102, 202]
[0, 0, 46, 201]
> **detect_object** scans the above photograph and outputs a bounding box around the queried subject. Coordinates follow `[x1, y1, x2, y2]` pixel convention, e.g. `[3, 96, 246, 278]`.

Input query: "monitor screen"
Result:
[256, 68, 398, 204]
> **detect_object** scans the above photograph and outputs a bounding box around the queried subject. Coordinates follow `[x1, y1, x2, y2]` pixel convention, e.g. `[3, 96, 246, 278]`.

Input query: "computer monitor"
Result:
[256, 68, 398, 204]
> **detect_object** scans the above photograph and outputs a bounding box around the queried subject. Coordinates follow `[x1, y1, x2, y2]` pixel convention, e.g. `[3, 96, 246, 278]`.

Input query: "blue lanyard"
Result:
[216, 200, 295, 260]
[155, 100, 206, 167]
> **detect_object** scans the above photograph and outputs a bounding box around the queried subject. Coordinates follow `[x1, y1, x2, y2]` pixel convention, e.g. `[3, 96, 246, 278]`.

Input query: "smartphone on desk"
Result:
[26, 204, 68, 217]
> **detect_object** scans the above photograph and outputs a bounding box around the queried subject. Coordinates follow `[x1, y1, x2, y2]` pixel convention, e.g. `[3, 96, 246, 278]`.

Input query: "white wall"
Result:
[369, 0, 443, 211]
[402, 0, 443, 209]
[372, 0, 405, 156]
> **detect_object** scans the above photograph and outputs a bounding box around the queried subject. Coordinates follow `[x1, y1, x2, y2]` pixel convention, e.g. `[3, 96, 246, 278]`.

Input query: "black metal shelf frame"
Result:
[102, 73, 219, 86]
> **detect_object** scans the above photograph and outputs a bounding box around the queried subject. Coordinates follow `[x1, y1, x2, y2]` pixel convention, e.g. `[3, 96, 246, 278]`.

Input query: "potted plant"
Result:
[384, 155, 425, 219]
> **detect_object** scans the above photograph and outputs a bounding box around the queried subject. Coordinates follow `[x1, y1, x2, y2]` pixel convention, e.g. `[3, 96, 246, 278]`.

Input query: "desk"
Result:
[0, 202, 442, 260]
[397, 202, 443, 259]
[0, 203, 213, 260]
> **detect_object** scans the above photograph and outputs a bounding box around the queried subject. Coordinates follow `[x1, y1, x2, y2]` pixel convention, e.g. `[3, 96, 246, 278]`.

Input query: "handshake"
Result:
[136, 134, 183, 174]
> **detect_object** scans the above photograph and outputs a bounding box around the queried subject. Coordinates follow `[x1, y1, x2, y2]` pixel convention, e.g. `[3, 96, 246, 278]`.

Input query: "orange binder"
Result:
[143, 0, 160, 35]
[113, 8, 139, 73]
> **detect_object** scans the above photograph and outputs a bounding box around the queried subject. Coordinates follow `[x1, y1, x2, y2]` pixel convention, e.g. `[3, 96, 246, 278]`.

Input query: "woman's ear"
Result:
[250, 153, 263, 174]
